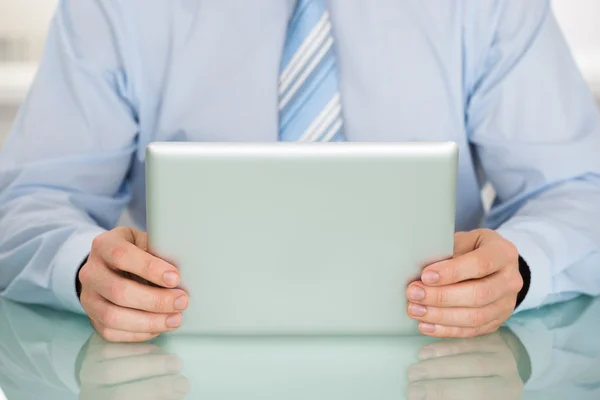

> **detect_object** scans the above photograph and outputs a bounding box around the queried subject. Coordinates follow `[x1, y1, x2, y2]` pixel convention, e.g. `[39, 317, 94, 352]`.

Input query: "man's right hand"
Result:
[79, 227, 189, 342]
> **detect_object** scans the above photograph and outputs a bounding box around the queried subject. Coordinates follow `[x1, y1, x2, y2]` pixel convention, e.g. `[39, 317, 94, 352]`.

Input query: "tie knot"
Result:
[294, 0, 326, 17]
[297, 0, 316, 8]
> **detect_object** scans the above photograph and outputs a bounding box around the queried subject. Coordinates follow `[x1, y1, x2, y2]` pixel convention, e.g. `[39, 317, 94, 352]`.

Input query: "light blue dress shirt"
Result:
[1, 0, 600, 315]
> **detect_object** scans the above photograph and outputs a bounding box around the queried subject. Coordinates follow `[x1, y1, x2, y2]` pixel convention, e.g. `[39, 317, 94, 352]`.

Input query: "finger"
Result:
[408, 352, 517, 382]
[407, 376, 523, 400]
[416, 320, 501, 338]
[94, 233, 180, 288]
[417, 334, 509, 360]
[91, 319, 162, 343]
[407, 298, 511, 328]
[421, 239, 517, 286]
[81, 353, 183, 385]
[406, 275, 504, 308]
[87, 264, 189, 313]
[86, 292, 183, 333]
[81, 374, 189, 400]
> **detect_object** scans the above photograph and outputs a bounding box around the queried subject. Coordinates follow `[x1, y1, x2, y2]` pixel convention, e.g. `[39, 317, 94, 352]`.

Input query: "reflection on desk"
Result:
[0, 296, 599, 400]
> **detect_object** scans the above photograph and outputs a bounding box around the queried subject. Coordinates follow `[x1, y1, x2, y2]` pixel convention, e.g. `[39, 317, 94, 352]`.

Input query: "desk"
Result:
[0, 296, 598, 400]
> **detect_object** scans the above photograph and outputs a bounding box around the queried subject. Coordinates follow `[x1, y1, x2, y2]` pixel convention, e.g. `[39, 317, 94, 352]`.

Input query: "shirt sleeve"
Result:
[0, 0, 138, 313]
[464, 0, 600, 312]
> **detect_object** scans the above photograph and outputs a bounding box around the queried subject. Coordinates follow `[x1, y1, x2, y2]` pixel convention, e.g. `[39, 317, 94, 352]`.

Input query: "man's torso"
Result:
[102, 0, 514, 229]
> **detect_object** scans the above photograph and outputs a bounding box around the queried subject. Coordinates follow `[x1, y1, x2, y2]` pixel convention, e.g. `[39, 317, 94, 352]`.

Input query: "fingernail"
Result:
[419, 323, 436, 333]
[408, 303, 427, 317]
[408, 367, 428, 382]
[174, 295, 188, 311]
[167, 356, 182, 373]
[166, 314, 182, 328]
[163, 271, 180, 287]
[422, 270, 439, 284]
[407, 384, 426, 400]
[408, 286, 426, 301]
[419, 347, 436, 360]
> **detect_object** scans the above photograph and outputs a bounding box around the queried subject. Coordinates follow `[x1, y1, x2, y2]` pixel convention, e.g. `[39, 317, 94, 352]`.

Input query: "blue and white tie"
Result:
[279, 0, 346, 142]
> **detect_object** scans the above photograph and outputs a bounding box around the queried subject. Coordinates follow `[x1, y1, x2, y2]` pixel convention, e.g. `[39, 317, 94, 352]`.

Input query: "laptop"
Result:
[146, 142, 458, 335]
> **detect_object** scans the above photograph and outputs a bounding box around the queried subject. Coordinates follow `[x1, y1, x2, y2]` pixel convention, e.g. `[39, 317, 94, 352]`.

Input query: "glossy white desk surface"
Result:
[0, 294, 599, 400]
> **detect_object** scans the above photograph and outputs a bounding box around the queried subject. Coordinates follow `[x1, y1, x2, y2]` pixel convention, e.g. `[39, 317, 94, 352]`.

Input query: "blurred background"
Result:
[0, 0, 599, 148]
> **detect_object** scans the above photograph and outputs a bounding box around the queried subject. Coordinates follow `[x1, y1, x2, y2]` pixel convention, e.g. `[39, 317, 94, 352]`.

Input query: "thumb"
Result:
[125, 228, 149, 251]
[453, 229, 493, 257]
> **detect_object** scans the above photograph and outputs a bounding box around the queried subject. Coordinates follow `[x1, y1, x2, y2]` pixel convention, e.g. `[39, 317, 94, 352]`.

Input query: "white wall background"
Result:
[0, 0, 57, 35]
[554, 0, 600, 54]
[0, 0, 58, 61]
[553, 0, 600, 93]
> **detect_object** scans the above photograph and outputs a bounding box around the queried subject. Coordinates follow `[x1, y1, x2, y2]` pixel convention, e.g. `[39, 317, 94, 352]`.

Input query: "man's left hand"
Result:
[406, 229, 524, 338]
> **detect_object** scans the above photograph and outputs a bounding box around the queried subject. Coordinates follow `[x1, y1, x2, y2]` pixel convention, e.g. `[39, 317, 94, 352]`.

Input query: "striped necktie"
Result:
[279, 0, 346, 142]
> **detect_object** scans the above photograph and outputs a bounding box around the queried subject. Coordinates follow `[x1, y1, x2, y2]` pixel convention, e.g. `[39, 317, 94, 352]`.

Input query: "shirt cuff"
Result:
[51, 228, 105, 314]
[496, 227, 552, 313]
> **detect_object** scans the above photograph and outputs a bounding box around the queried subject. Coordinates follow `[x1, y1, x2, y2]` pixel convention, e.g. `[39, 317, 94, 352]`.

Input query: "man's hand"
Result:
[406, 229, 523, 338]
[79, 227, 189, 342]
